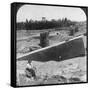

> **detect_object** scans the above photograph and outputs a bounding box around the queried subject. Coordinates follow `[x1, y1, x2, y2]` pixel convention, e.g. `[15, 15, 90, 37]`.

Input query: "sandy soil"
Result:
[16, 24, 87, 86]
[17, 56, 87, 86]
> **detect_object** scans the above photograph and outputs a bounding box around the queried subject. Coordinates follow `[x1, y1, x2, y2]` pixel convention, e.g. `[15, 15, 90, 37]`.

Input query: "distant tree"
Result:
[17, 17, 76, 30]
[74, 26, 79, 32]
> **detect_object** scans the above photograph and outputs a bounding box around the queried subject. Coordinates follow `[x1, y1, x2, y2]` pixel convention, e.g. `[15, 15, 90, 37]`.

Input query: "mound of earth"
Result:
[17, 45, 41, 54]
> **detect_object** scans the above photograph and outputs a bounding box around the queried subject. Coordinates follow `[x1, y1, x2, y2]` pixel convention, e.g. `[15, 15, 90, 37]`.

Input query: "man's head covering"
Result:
[26, 63, 32, 69]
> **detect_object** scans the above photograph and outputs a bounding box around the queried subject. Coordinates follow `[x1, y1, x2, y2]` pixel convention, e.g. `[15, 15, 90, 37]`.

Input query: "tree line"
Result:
[17, 18, 76, 30]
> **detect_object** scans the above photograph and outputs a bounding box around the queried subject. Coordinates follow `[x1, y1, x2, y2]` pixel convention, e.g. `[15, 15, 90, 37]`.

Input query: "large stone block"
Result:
[17, 36, 85, 62]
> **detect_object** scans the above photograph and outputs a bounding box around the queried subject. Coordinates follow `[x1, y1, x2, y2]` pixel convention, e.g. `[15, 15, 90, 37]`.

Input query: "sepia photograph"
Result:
[16, 3, 87, 86]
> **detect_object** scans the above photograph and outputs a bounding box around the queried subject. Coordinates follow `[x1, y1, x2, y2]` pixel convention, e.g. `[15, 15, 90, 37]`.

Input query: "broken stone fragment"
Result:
[69, 77, 81, 82]
[18, 45, 41, 54]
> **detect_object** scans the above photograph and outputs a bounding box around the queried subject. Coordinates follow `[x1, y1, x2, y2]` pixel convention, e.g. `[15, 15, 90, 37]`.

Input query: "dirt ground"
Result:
[16, 24, 87, 86]
[17, 56, 87, 86]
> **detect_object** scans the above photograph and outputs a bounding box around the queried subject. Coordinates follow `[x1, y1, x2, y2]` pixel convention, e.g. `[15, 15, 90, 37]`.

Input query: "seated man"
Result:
[25, 61, 36, 80]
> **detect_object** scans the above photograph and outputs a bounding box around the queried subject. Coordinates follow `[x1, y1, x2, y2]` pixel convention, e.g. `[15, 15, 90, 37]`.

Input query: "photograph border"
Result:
[11, 2, 88, 87]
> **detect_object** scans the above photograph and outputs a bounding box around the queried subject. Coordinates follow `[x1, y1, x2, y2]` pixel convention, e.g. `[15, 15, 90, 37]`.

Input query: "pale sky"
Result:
[17, 5, 86, 22]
